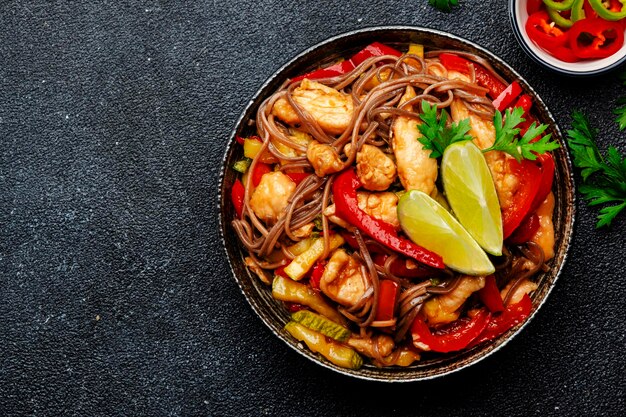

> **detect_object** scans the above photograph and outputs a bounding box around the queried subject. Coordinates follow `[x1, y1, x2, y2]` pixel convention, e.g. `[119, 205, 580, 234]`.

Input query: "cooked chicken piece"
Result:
[530, 192, 555, 261]
[320, 249, 367, 307]
[249, 171, 296, 223]
[307, 140, 344, 177]
[448, 70, 520, 213]
[272, 79, 354, 135]
[422, 276, 486, 325]
[344, 143, 396, 191]
[347, 334, 394, 358]
[391, 85, 438, 195]
[324, 191, 400, 230]
[501, 279, 538, 306]
[244, 257, 271, 285]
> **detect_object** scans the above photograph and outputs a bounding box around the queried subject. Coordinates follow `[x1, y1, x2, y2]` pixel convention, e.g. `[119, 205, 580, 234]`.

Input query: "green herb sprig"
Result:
[567, 111, 626, 228]
[428, 0, 459, 13]
[482, 107, 560, 162]
[417, 101, 472, 159]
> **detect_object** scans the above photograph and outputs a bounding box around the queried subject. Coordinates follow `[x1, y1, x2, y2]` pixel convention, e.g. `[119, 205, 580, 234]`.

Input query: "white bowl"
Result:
[509, 0, 626, 75]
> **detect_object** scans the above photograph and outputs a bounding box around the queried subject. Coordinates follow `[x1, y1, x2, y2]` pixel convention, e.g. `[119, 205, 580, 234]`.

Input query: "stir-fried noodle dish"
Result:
[229, 42, 558, 369]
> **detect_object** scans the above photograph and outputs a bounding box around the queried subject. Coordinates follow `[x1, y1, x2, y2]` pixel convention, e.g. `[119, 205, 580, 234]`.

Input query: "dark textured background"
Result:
[0, 1, 624, 416]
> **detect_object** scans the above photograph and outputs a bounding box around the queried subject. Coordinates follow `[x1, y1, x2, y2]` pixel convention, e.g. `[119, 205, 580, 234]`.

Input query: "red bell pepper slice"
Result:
[438, 53, 507, 99]
[286, 172, 309, 185]
[493, 81, 523, 111]
[530, 153, 555, 213]
[231, 179, 245, 219]
[274, 265, 289, 278]
[467, 294, 533, 348]
[569, 18, 624, 59]
[375, 280, 399, 321]
[511, 94, 533, 116]
[551, 45, 582, 62]
[501, 159, 543, 239]
[479, 275, 505, 313]
[308, 260, 326, 291]
[333, 169, 444, 269]
[507, 213, 541, 244]
[525, 11, 569, 52]
[291, 42, 401, 82]
[251, 162, 271, 187]
[411, 309, 491, 353]
[235, 135, 245, 145]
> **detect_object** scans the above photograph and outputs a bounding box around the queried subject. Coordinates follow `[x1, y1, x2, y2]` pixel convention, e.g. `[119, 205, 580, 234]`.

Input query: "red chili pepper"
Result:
[251, 162, 271, 187]
[584, 0, 599, 19]
[375, 280, 399, 321]
[372, 253, 435, 278]
[525, 11, 570, 52]
[550, 45, 582, 62]
[479, 275, 505, 313]
[467, 294, 533, 348]
[291, 42, 401, 82]
[286, 172, 310, 185]
[333, 169, 444, 269]
[274, 264, 289, 278]
[308, 260, 326, 291]
[231, 179, 245, 219]
[411, 309, 491, 353]
[527, 0, 545, 14]
[284, 302, 307, 313]
[507, 213, 541, 244]
[501, 159, 543, 239]
[438, 53, 507, 99]
[493, 81, 523, 111]
[569, 18, 624, 59]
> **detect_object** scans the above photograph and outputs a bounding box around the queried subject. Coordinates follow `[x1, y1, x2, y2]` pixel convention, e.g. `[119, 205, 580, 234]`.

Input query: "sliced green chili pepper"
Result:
[543, 0, 575, 11]
[548, 6, 575, 28]
[571, 0, 587, 21]
[589, 0, 626, 20]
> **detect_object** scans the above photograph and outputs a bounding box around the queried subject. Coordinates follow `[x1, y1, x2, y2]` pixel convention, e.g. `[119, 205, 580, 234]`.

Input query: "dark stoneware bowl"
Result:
[218, 26, 575, 382]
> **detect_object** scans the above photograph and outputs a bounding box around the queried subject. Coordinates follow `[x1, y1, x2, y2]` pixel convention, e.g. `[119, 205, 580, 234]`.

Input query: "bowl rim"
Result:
[508, 0, 626, 76]
[218, 25, 576, 382]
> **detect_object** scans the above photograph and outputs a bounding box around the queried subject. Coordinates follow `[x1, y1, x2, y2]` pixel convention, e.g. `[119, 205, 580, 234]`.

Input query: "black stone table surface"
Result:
[1, 1, 624, 416]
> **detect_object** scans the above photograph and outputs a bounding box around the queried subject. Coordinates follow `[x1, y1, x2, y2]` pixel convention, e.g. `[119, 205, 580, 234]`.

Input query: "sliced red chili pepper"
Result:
[251, 162, 271, 187]
[375, 280, 399, 321]
[333, 169, 444, 269]
[525, 11, 570, 52]
[439, 53, 507, 99]
[231, 179, 245, 219]
[507, 213, 541, 244]
[308, 260, 326, 291]
[493, 81, 523, 111]
[583, 0, 599, 19]
[286, 172, 310, 185]
[411, 309, 491, 353]
[569, 18, 624, 59]
[479, 275, 505, 313]
[467, 294, 533, 348]
[527, 0, 545, 14]
[501, 159, 543, 238]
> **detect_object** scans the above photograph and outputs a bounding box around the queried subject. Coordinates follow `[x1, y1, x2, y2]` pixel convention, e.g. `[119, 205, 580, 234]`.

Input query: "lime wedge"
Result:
[441, 141, 503, 256]
[397, 190, 495, 276]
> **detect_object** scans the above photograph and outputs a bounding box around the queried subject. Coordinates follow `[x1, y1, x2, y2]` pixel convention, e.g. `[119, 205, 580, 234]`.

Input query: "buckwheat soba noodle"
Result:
[229, 42, 556, 369]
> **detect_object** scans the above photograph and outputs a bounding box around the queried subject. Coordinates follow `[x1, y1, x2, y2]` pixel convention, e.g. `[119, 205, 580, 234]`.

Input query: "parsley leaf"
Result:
[614, 97, 626, 130]
[428, 0, 459, 12]
[482, 107, 560, 162]
[417, 100, 472, 159]
[566, 111, 626, 228]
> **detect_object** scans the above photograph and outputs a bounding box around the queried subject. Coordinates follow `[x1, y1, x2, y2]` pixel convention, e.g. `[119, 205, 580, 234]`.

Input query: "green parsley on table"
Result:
[428, 0, 459, 13]
[483, 107, 560, 162]
[567, 111, 626, 228]
[417, 100, 472, 159]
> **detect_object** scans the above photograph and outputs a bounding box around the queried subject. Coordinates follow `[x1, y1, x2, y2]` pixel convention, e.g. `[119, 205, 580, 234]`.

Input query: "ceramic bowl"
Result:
[218, 26, 575, 381]
[509, 0, 626, 76]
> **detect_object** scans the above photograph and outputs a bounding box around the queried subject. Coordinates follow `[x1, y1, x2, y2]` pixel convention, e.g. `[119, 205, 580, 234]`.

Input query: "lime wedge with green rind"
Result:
[441, 141, 503, 256]
[397, 190, 495, 276]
